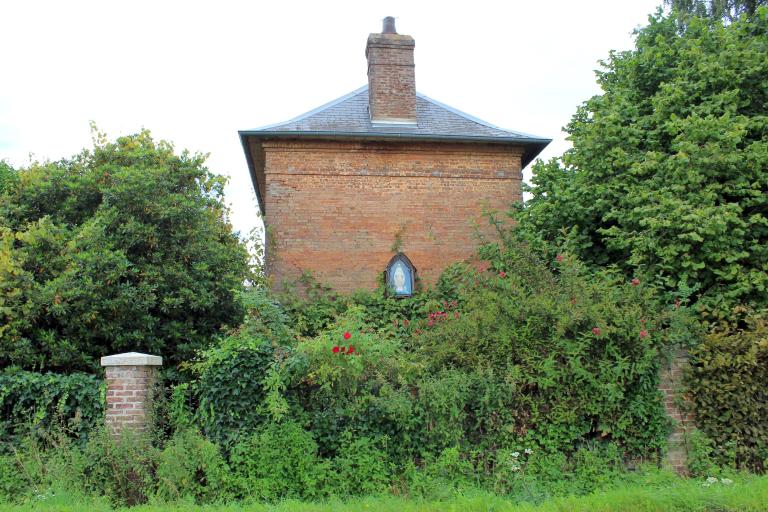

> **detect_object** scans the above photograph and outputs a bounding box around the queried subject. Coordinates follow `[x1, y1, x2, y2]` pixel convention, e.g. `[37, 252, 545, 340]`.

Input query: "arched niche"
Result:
[385, 253, 416, 297]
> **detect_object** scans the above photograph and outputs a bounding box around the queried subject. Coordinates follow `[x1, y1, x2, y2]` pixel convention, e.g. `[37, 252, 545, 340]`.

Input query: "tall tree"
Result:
[665, 0, 767, 21]
[0, 129, 252, 371]
[519, 9, 768, 312]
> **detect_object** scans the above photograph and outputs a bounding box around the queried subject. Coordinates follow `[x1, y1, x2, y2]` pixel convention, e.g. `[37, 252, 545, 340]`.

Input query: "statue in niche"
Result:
[386, 254, 415, 297]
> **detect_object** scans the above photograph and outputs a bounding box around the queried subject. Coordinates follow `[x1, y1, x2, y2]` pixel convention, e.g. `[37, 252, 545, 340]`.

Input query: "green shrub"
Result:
[328, 433, 392, 497]
[686, 429, 724, 478]
[193, 336, 296, 449]
[229, 420, 327, 501]
[80, 429, 158, 506]
[0, 455, 26, 503]
[0, 369, 103, 453]
[154, 429, 230, 504]
[412, 235, 682, 457]
[686, 307, 768, 473]
[414, 446, 477, 498]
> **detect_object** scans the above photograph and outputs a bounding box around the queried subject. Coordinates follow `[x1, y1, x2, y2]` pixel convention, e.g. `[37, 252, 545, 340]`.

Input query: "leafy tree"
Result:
[519, 9, 768, 312]
[0, 128, 252, 372]
[665, 0, 767, 22]
[0, 162, 15, 194]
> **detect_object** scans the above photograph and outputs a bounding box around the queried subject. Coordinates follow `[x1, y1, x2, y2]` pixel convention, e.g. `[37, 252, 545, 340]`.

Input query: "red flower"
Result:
[499, 271, 507, 278]
[347, 345, 355, 355]
[639, 330, 648, 339]
[570, 297, 577, 305]
[631, 278, 640, 286]
[343, 331, 351, 340]
[454, 311, 460, 319]
[556, 254, 564, 262]
[332, 346, 340, 354]
[403, 319, 410, 327]
[427, 319, 434, 327]
[592, 327, 602, 336]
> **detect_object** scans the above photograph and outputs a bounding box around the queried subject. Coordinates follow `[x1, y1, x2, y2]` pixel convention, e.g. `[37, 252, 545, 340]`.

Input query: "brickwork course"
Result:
[659, 351, 695, 474]
[240, 17, 550, 292]
[101, 353, 162, 434]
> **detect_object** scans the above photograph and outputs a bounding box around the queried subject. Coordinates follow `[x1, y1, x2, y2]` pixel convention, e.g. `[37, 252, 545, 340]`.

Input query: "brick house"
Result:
[239, 18, 550, 293]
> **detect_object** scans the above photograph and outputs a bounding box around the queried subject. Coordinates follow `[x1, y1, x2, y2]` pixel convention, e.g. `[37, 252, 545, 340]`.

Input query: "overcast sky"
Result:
[1, 0, 662, 238]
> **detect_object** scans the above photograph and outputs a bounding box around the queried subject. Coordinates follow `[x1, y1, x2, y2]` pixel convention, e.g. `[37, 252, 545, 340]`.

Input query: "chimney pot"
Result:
[382, 16, 397, 34]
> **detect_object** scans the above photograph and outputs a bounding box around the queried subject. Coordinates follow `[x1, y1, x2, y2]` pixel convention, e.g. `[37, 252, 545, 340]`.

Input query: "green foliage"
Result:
[0, 369, 103, 453]
[0, 455, 26, 502]
[154, 429, 230, 504]
[229, 420, 327, 501]
[685, 307, 768, 472]
[0, 128, 252, 372]
[686, 429, 725, 477]
[80, 429, 159, 506]
[277, 274, 349, 338]
[665, 0, 768, 22]
[518, 9, 768, 313]
[0, 162, 16, 195]
[414, 234, 682, 457]
[328, 433, 392, 497]
[193, 335, 290, 449]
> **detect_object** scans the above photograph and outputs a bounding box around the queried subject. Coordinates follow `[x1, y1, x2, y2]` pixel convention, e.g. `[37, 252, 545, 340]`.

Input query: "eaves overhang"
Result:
[239, 129, 551, 216]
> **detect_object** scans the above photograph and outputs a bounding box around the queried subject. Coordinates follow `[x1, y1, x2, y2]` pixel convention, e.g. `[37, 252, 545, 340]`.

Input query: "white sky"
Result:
[0, 0, 662, 239]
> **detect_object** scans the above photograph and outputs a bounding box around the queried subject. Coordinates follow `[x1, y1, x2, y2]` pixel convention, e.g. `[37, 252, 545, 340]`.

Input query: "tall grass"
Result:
[2, 475, 766, 512]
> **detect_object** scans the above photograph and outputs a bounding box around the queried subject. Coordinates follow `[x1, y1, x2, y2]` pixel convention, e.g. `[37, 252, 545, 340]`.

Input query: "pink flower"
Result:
[592, 327, 602, 336]
[639, 330, 648, 339]
[631, 278, 640, 286]
[428, 320, 434, 327]
[343, 331, 351, 340]
[454, 311, 460, 319]
[499, 271, 507, 278]
[556, 254, 564, 262]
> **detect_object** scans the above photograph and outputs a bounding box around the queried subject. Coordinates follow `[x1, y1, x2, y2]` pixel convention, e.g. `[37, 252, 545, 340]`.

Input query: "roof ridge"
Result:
[415, 91, 544, 140]
[251, 85, 369, 131]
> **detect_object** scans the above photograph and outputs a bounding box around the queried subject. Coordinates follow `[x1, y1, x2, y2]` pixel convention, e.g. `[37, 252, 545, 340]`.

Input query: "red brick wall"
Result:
[261, 140, 524, 293]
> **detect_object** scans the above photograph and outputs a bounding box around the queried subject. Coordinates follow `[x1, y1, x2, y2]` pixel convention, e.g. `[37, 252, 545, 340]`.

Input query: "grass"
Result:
[1, 475, 767, 512]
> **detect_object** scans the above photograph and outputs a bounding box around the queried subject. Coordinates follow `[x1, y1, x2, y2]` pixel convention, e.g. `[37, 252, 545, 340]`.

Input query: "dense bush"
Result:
[229, 420, 327, 501]
[80, 429, 159, 506]
[0, 128, 252, 372]
[0, 369, 103, 453]
[685, 307, 768, 473]
[154, 429, 230, 504]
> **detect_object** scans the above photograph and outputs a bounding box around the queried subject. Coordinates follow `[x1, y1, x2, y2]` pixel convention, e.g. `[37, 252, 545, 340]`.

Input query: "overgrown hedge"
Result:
[686, 308, 768, 472]
[0, 369, 103, 452]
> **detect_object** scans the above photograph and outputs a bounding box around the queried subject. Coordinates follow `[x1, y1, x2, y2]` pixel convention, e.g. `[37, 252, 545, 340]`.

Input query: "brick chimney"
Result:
[365, 16, 416, 125]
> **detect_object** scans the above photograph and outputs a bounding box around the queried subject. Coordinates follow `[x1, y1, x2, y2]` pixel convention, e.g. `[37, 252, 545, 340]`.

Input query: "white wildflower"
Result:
[720, 478, 733, 485]
[511, 451, 520, 458]
[524, 448, 533, 455]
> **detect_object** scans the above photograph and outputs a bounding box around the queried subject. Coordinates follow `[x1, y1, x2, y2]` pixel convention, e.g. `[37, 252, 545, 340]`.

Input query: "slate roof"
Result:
[239, 85, 551, 214]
